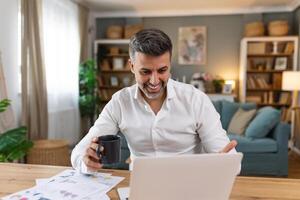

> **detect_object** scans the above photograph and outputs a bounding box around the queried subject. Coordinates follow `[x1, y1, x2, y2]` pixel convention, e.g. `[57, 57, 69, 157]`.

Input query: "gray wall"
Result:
[143, 15, 243, 81]
[295, 7, 300, 35]
[96, 12, 297, 83]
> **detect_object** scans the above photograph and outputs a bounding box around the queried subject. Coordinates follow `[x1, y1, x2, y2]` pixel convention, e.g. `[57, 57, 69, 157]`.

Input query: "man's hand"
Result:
[83, 137, 103, 171]
[219, 140, 238, 153]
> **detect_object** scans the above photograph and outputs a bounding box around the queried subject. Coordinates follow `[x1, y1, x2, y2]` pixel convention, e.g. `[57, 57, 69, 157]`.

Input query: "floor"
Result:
[288, 150, 300, 179]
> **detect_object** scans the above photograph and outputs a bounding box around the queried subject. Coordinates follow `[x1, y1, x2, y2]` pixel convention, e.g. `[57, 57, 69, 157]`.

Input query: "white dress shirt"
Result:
[71, 79, 236, 173]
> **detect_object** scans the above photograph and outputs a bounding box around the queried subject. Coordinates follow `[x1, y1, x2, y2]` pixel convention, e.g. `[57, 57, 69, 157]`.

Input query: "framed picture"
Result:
[274, 57, 288, 70]
[122, 76, 131, 87]
[110, 76, 119, 86]
[113, 57, 124, 70]
[222, 83, 233, 94]
[178, 26, 207, 65]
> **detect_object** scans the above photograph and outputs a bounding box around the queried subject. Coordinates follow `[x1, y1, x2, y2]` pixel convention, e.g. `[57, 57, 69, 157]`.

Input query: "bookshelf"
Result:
[239, 36, 299, 119]
[94, 39, 135, 108]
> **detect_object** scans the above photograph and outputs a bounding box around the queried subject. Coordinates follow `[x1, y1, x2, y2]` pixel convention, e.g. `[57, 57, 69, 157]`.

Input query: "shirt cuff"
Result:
[79, 159, 97, 175]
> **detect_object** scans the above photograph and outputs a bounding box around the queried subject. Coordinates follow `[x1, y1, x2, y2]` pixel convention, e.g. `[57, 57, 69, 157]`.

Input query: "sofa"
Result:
[212, 100, 290, 177]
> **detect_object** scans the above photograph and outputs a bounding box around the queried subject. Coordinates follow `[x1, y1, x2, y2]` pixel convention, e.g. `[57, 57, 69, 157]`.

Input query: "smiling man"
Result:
[71, 29, 237, 173]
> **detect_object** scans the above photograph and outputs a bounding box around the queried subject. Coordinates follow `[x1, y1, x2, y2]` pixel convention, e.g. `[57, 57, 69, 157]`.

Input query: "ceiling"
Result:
[75, 0, 300, 17]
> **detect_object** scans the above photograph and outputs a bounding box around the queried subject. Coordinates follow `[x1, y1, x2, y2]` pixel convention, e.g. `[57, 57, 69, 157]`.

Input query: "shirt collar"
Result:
[133, 78, 176, 101]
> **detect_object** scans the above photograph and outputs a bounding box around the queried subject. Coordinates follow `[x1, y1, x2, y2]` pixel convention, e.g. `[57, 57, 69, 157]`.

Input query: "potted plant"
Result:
[0, 99, 33, 162]
[212, 78, 225, 93]
[79, 59, 99, 127]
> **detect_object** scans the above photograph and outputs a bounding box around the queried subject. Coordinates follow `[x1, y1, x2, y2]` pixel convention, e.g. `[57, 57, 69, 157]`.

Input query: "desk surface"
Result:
[1, 163, 300, 200]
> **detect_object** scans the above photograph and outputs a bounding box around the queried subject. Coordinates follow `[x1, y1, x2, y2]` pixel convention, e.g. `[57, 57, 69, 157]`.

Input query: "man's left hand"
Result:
[219, 140, 237, 153]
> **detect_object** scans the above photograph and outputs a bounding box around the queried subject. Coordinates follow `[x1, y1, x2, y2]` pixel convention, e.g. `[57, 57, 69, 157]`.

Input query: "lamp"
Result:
[222, 80, 236, 94]
[282, 71, 300, 149]
[225, 80, 236, 90]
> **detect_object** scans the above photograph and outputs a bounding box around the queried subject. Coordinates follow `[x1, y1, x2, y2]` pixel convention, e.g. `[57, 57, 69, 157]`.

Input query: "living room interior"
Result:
[1, 0, 300, 197]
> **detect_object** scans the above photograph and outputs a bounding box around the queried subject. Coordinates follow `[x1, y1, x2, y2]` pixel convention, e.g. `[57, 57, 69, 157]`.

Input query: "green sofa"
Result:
[212, 100, 290, 176]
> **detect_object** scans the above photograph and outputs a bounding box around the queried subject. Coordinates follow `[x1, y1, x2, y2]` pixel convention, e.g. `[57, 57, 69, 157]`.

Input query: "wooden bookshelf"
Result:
[94, 39, 135, 107]
[239, 36, 298, 110]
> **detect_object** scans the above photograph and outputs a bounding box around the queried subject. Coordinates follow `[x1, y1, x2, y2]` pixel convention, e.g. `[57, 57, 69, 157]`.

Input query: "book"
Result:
[246, 96, 262, 103]
[279, 92, 291, 104]
[272, 73, 282, 89]
[284, 42, 294, 54]
[268, 91, 274, 104]
[281, 107, 293, 123]
[263, 92, 268, 103]
[97, 76, 105, 86]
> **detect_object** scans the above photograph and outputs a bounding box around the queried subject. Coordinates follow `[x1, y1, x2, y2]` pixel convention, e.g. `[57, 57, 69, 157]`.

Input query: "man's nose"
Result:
[149, 72, 159, 85]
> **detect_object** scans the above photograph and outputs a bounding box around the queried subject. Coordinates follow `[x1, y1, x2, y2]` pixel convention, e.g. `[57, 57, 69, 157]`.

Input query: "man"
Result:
[71, 29, 237, 173]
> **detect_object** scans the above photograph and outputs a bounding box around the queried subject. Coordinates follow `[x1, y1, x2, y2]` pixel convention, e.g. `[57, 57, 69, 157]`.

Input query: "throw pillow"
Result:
[212, 100, 222, 115]
[221, 100, 257, 130]
[227, 108, 256, 135]
[245, 106, 280, 138]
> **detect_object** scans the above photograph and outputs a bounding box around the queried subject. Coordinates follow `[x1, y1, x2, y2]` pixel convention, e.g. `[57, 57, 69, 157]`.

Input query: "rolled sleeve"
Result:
[195, 94, 235, 153]
[71, 95, 121, 172]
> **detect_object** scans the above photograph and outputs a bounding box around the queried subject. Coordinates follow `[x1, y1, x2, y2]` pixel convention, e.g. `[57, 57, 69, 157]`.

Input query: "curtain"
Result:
[42, 0, 80, 145]
[79, 5, 89, 63]
[0, 51, 15, 133]
[78, 4, 90, 138]
[21, 0, 48, 140]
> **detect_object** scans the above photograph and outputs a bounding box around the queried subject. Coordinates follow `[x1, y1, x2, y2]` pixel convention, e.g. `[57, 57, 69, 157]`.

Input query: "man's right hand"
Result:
[83, 137, 103, 172]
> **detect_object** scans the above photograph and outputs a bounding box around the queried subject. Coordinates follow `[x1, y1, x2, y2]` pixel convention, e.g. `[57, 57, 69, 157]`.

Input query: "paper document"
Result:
[2, 169, 124, 200]
[117, 187, 130, 200]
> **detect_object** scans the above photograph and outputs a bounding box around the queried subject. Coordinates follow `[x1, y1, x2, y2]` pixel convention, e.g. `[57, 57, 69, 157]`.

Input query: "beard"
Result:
[138, 79, 168, 100]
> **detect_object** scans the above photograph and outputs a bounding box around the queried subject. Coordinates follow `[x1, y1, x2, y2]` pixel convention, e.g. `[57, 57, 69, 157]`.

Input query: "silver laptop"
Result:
[128, 153, 243, 200]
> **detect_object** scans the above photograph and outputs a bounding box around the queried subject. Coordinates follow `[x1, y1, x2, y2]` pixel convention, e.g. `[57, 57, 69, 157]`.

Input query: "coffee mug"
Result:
[96, 135, 121, 164]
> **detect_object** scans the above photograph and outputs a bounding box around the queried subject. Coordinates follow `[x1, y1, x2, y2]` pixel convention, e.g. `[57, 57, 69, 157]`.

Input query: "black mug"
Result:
[96, 135, 121, 164]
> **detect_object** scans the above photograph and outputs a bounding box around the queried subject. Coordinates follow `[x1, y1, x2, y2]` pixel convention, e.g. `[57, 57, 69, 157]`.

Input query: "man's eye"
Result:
[141, 71, 151, 75]
[158, 69, 167, 74]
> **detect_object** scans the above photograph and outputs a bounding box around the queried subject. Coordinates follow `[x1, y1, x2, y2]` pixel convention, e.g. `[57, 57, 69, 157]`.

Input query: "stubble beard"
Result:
[139, 79, 168, 100]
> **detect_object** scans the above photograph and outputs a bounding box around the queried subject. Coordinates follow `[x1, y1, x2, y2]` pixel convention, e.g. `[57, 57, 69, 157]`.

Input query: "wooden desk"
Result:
[1, 163, 300, 200]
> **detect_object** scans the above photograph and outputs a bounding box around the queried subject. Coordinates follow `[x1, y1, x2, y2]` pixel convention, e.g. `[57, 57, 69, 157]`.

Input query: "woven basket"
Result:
[268, 20, 289, 36]
[27, 140, 70, 166]
[106, 25, 123, 39]
[244, 22, 265, 37]
[124, 24, 143, 39]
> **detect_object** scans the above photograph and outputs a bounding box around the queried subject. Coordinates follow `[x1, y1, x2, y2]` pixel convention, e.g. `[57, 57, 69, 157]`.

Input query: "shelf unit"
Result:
[239, 36, 299, 113]
[94, 39, 134, 108]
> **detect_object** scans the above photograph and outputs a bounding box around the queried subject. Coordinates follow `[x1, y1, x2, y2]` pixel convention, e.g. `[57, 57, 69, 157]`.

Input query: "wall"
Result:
[143, 15, 243, 81]
[0, 0, 20, 127]
[96, 12, 295, 83]
[294, 6, 300, 34]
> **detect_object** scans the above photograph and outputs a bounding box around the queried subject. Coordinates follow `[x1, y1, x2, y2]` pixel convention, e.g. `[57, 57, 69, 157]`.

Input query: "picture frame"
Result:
[222, 83, 233, 94]
[274, 57, 288, 70]
[122, 76, 131, 87]
[178, 26, 207, 65]
[112, 57, 124, 70]
[110, 76, 119, 86]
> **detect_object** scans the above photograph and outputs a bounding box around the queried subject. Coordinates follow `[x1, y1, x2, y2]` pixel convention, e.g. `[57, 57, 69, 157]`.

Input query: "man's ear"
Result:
[128, 59, 135, 74]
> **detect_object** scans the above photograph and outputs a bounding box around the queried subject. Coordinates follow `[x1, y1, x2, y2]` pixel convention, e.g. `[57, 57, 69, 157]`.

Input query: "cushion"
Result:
[212, 100, 222, 115]
[245, 107, 281, 138]
[228, 134, 277, 153]
[221, 100, 256, 130]
[227, 108, 256, 135]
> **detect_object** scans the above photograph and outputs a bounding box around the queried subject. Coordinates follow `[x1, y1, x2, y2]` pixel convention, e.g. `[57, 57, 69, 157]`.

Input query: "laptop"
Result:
[122, 153, 242, 200]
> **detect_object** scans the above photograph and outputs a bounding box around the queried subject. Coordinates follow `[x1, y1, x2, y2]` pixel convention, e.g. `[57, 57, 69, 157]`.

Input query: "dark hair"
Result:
[129, 28, 172, 61]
